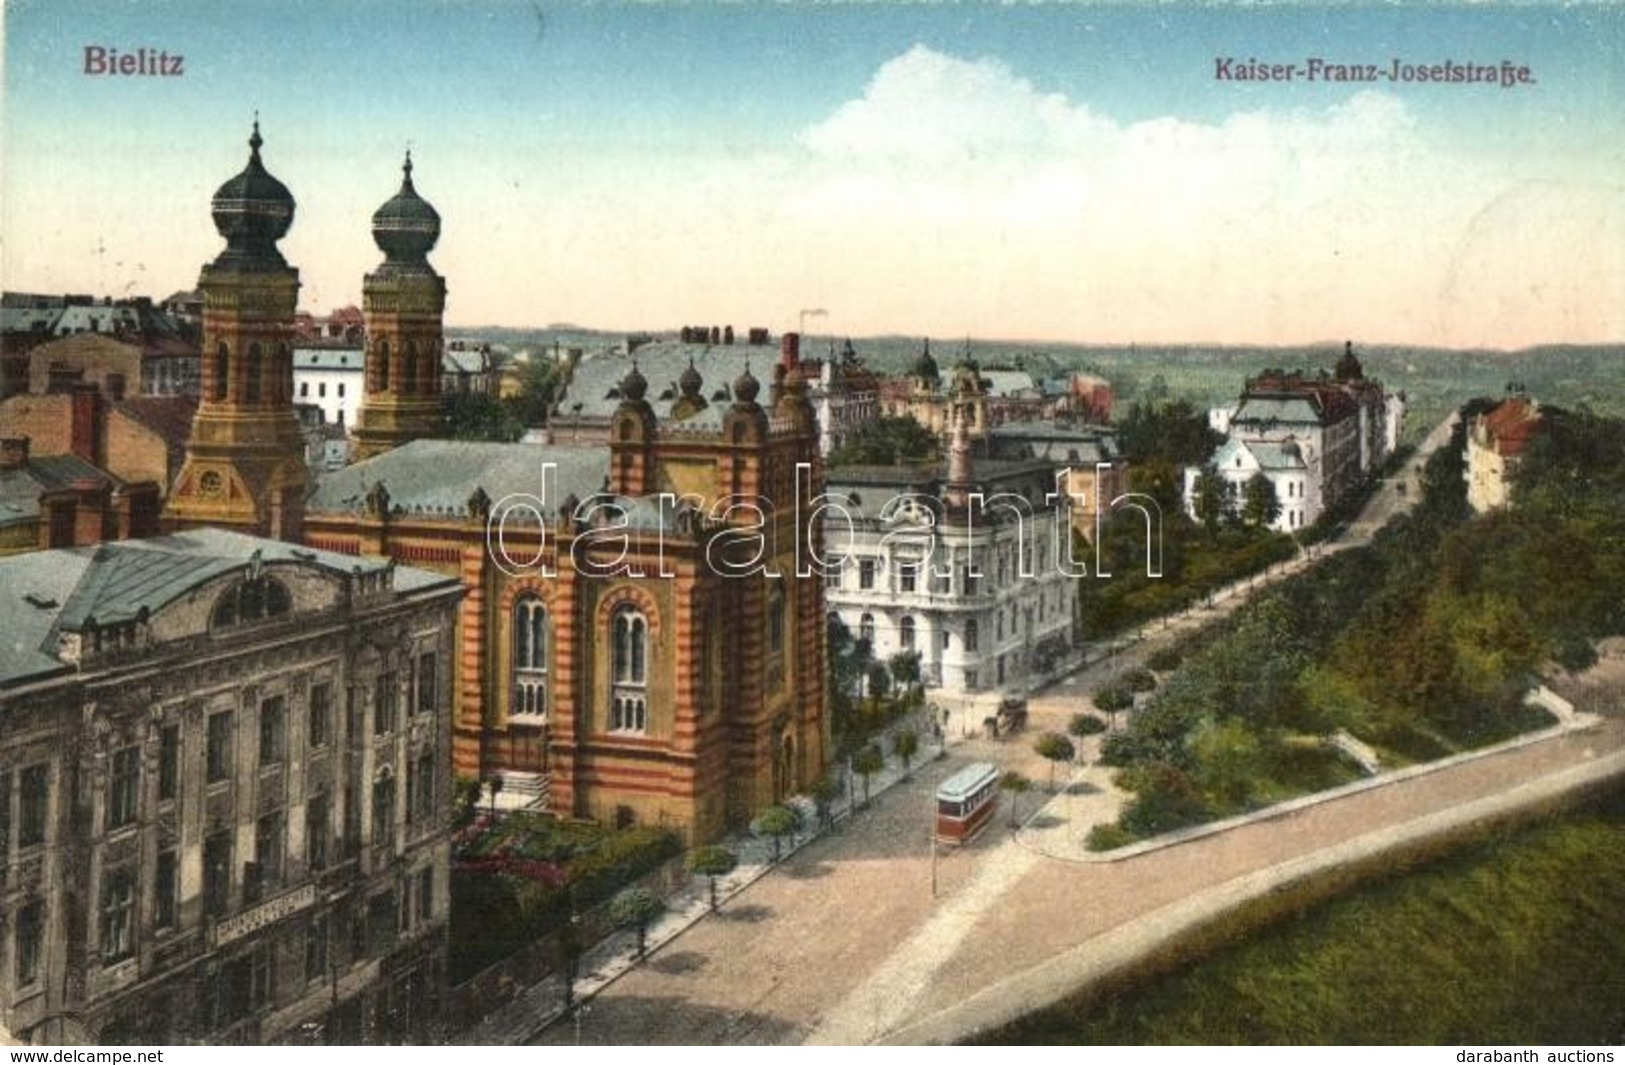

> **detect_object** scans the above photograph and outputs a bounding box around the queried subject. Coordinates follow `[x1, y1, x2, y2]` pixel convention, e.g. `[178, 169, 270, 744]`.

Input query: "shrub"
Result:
[1086, 823, 1138, 852]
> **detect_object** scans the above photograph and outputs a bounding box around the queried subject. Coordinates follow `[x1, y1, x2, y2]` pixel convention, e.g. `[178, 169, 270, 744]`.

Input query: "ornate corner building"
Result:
[0, 530, 462, 1044]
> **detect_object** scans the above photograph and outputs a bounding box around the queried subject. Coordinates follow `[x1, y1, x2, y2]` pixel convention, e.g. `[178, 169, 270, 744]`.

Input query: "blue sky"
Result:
[3, 1, 1622, 346]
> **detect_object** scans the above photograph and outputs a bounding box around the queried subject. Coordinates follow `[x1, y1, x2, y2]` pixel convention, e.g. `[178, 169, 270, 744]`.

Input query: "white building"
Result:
[1188, 346, 1400, 533]
[292, 346, 365, 428]
[825, 409, 1077, 694]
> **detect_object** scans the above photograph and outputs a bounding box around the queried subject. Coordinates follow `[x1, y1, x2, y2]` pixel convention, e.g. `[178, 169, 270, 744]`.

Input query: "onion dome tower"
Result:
[355, 151, 448, 459]
[165, 120, 308, 541]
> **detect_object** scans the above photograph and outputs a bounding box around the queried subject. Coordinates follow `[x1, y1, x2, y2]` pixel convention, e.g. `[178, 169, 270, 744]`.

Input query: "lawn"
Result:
[989, 794, 1625, 1044]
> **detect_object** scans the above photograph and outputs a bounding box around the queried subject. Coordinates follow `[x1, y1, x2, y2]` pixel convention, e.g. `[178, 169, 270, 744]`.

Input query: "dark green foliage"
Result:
[607, 887, 664, 960]
[1068, 713, 1108, 737]
[893, 727, 920, 776]
[1084, 822, 1138, 852]
[754, 805, 801, 861]
[1241, 472, 1282, 529]
[1093, 405, 1625, 842]
[1034, 732, 1078, 790]
[448, 819, 682, 982]
[851, 744, 885, 805]
[1000, 770, 1033, 826]
[1121, 666, 1157, 693]
[1145, 646, 1184, 673]
[827, 415, 940, 466]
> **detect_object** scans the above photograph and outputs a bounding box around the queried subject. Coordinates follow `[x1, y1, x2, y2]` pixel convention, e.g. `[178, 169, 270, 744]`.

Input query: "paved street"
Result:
[516, 412, 1625, 1045]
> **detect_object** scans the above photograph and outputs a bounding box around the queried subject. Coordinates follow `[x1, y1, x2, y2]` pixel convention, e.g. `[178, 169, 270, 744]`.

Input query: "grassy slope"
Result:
[991, 798, 1625, 1044]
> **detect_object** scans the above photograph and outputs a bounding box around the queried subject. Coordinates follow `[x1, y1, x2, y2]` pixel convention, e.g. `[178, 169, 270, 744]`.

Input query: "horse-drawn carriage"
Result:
[982, 695, 1029, 739]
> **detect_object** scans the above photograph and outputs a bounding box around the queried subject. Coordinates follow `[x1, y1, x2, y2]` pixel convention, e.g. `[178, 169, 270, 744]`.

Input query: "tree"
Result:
[1000, 770, 1033, 827]
[1093, 685, 1134, 731]
[1191, 467, 1230, 542]
[827, 415, 939, 467]
[892, 728, 920, 778]
[865, 662, 893, 701]
[851, 744, 885, 806]
[446, 391, 521, 442]
[1242, 473, 1283, 530]
[754, 805, 801, 862]
[1034, 732, 1078, 791]
[808, 777, 841, 830]
[607, 887, 664, 962]
[689, 845, 739, 912]
[1069, 713, 1107, 740]
[888, 650, 923, 696]
[1122, 666, 1158, 694]
[502, 353, 561, 431]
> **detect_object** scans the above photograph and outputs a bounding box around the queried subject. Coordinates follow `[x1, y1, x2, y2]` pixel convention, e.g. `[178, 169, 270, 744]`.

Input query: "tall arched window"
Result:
[377, 339, 391, 392]
[768, 583, 786, 656]
[402, 340, 418, 394]
[213, 342, 229, 401]
[246, 343, 262, 403]
[899, 615, 916, 651]
[513, 597, 548, 721]
[610, 606, 648, 733]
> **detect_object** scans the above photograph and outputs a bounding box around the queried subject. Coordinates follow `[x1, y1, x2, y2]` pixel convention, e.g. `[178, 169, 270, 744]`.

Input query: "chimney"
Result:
[1, 436, 29, 471]
[710, 325, 721, 346]
[70, 383, 103, 464]
[724, 325, 735, 346]
[70, 477, 111, 545]
[780, 332, 801, 371]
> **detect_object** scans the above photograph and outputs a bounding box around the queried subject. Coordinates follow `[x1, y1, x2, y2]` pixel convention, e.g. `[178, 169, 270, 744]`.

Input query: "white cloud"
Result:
[771, 44, 1607, 345]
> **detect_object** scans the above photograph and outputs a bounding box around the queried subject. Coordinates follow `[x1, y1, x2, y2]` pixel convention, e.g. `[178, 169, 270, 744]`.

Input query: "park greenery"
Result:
[993, 794, 1625, 1044]
[826, 414, 941, 466]
[1089, 403, 1625, 847]
[828, 616, 927, 756]
[444, 352, 561, 441]
[448, 812, 683, 982]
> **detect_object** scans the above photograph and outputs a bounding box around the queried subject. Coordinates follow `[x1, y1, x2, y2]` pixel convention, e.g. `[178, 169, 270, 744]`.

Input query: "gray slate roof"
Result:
[309, 439, 610, 521]
[0, 455, 123, 528]
[557, 341, 779, 421]
[0, 528, 413, 687]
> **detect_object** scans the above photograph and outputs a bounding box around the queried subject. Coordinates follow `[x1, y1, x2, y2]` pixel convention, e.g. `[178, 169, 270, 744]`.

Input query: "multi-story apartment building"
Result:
[1464, 392, 1543, 514]
[1187, 344, 1403, 533]
[0, 529, 461, 1044]
[825, 407, 1078, 695]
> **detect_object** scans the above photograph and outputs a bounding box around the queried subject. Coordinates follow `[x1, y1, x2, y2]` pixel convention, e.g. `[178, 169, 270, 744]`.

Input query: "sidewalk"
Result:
[461, 713, 958, 1045]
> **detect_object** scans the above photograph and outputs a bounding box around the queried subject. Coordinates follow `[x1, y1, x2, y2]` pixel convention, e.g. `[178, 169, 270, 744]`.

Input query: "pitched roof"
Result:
[308, 439, 609, 520]
[0, 454, 122, 527]
[557, 341, 779, 421]
[0, 528, 429, 687]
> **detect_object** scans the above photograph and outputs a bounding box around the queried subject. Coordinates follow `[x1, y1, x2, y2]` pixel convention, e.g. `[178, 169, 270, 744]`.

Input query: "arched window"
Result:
[513, 597, 548, 720]
[246, 343, 262, 404]
[859, 613, 875, 646]
[899, 615, 916, 651]
[211, 576, 292, 630]
[213, 342, 229, 401]
[402, 340, 418, 394]
[377, 339, 391, 392]
[609, 606, 648, 733]
[768, 582, 786, 657]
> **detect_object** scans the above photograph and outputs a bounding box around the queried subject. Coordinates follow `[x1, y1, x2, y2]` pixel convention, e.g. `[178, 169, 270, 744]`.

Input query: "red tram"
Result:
[934, 761, 1000, 845]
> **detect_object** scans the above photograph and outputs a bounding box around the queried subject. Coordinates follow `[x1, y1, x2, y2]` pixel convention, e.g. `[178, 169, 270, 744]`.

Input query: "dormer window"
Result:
[211, 575, 292, 629]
